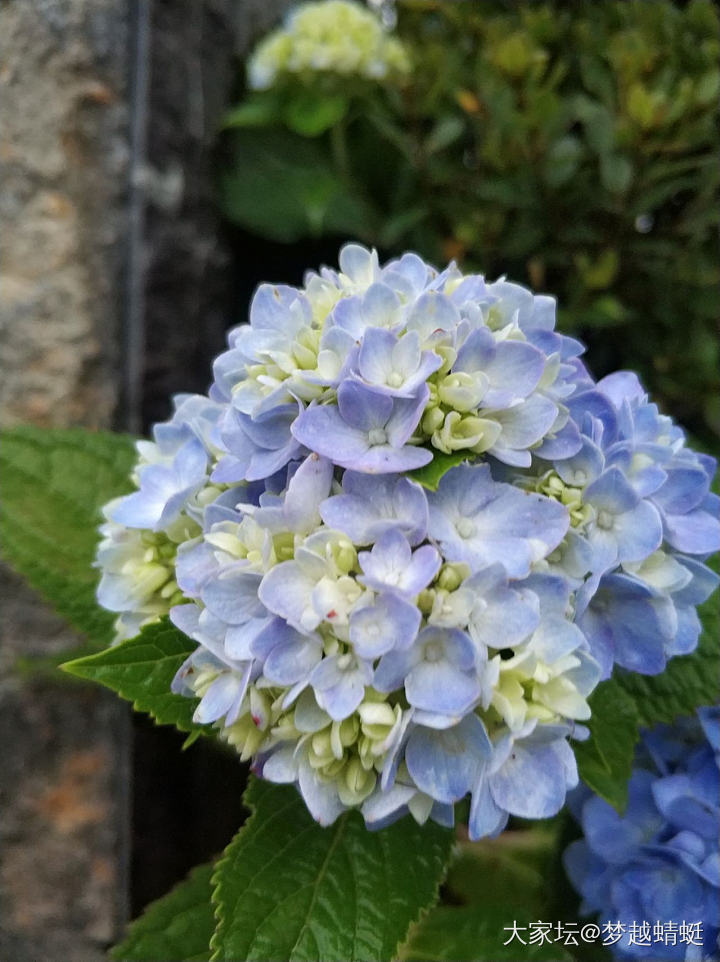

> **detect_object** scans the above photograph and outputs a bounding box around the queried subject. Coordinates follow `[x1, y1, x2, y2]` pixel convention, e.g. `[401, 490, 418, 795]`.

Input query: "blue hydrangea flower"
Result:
[427, 463, 569, 578]
[565, 708, 720, 961]
[95, 243, 718, 838]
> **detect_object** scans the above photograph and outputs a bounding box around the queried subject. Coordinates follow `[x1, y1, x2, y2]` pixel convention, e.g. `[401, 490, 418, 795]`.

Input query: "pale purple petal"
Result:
[258, 561, 321, 632]
[406, 714, 491, 804]
[225, 617, 272, 661]
[201, 568, 265, 624]
[612, 500, 663, 563]
[490, 739, 568, 818]
[320, 473, 429, 546]
[349, 593, 421, 658]
[583, 467, 639, 515]
[406, 660, 480, 715]
[487, 394, 558, 450]
[469, 771, 509, 840]
[374, 648, 420, 693]
[281, 454, 334, 533]
[337, 380, 393, 431]
[298, 760, 345, 826]
[428, 464, 568, 577]
[385, 385, 430, 447]
[310, 654, 372, 720]
[652, 467, 709, 516]
[359, 530, 440, 596]
[482, 340, 546, 405]
[663, 509, 720, 555]
[347, 444, 432, 474]
[291, 404, 370, 462]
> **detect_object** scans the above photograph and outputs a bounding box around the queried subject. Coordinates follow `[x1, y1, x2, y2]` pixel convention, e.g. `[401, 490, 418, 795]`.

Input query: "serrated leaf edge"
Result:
[109, 861, 215, 961]
[209, 779, 452, 962]
[60, 629, 206, 735]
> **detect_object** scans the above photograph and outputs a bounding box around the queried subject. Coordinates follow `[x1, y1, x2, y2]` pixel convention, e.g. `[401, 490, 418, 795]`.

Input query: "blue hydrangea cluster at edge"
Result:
[95, 245, 720, 838]
[565, 707, 720, 962]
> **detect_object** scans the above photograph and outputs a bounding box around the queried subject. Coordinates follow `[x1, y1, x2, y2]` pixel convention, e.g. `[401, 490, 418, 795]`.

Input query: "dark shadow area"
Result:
[131, 716, 249, 914]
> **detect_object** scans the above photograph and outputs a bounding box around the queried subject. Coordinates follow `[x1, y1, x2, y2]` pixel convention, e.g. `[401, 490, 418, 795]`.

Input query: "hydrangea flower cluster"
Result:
[247, 0, 410, 91]
[96, 244, 719, 838]
[565, 708, 720, 961]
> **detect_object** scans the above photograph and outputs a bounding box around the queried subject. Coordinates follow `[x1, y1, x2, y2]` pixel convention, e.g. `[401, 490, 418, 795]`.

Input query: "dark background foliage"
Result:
[219, 0, 720, 447]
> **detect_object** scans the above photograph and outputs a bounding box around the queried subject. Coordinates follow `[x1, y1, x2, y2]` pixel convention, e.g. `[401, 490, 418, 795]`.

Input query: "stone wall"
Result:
[0, 1, 289, 957]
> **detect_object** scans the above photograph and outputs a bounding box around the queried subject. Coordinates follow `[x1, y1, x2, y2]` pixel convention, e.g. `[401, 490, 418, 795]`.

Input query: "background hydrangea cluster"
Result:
[221, 0, 720, 447]
[247, 0, 410, 91]
[565, 707, 720, 961]
[96, 244, 719, 838]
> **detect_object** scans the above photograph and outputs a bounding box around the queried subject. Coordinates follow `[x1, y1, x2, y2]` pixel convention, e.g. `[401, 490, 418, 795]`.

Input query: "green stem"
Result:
[330, 118, 351, 181]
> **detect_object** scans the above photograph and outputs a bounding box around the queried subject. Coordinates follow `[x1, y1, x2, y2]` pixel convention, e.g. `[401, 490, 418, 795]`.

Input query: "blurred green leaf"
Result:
[378, 206, 429, 247]
[544, 135, 583, 187]
[62, 617, 205, 734]
[110, 863, 214, 962]
[399, 833, 572, 962]
[0, 426, 136, 647]
[599, 153, 633, 193]
[695, 69, 720, 106]
[426, 115, 465, 154]
[445, 833, 554, 912]
[573, 96, 615, 157]
[284, 91, 348, 136]
[220, 128, 376, 242]
[575, 249, 619, 290]
[575, 682, 640, 812]
[398, 905, 572, 962]
[222, 97, 282, 129]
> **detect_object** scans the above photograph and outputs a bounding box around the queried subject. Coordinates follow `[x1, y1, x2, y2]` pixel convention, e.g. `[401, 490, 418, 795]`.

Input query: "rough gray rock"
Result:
[0, 0, 129, 430]
[0, 0, 290, 957]
[0, 568, 131, 962]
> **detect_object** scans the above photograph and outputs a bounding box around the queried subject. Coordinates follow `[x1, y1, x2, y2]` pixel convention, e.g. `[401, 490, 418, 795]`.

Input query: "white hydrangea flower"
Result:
[248, 0, 410, 90]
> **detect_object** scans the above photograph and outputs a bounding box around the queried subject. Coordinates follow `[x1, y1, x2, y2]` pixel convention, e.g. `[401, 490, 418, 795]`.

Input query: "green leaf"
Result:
[614, 589, 720, 728]
[219, 128, 376, 243]
[210, 777, 453, 962]
[221, 97, 282, 129]
[61, 618, 205, 734]
[0, 426, 136, 646]
[284, 91, 349, 136]
[573, 96, 614, 157]
[399, 832, 572, 962]
[543, 135, 583, 188]
[599, 153, 633, 194]
[574, 681, 640, 812]
[425, 116, 465, 155]
[444, 832, 555, 914]
[377, 206, 429, 248]
[110, 862, 214, 962]
[408, 451, 469, 490]
[398, 905, 572, 962]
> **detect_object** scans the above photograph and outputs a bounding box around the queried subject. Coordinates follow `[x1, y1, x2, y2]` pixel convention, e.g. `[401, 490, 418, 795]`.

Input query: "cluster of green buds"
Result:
[135, 530, 186, 606]
[530, 470, 594, 529]
[417, 562, 470, 619]
[96, 507, 200, 642]
[419, 348, 504, 455]
[489, 642, 591, 733]
[217, 679, 403, 807]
